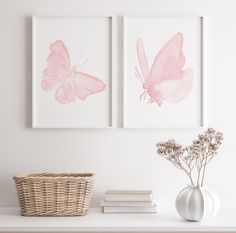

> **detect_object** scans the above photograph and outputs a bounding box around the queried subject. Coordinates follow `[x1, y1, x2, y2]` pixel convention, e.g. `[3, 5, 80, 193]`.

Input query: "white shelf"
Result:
[0, 207, 235, 232]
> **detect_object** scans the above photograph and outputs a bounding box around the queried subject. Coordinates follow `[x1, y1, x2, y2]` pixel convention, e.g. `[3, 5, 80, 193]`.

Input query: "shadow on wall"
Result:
[25, 16, 32, 128]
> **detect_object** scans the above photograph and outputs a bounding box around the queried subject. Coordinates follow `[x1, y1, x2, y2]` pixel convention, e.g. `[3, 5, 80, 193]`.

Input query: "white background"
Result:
[33, 17, 111, 128]
[0, 0, 236, 214]
[124, 17, 203, 128]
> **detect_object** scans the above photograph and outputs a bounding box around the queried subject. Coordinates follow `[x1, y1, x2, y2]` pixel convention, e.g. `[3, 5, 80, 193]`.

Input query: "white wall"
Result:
[0, 0, 236, 212]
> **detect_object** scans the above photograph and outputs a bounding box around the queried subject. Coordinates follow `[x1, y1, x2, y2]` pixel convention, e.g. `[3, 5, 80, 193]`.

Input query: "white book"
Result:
[104, 190, 152, 202]
[101, 200, 154, 207]
[102, 204, 157, 213]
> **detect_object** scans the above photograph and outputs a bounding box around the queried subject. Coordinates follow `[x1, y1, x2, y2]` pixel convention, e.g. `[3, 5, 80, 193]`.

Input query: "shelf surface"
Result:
[0, 207, 235, 232]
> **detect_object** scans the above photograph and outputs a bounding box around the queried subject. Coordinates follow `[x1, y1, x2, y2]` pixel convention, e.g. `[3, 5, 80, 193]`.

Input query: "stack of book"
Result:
[101, 190, 157, 213]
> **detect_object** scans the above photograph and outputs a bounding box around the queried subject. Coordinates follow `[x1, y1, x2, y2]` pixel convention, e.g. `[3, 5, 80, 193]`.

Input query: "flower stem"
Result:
[201, 163, 207, 186]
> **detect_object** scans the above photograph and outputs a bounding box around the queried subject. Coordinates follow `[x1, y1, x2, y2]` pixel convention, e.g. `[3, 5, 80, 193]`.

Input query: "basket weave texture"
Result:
[13, 173, 95, 216]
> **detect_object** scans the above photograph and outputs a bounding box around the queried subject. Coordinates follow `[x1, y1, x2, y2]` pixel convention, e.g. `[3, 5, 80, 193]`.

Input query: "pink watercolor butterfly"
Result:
[41, 40, 105, 104]
[135, 32, 193, 106]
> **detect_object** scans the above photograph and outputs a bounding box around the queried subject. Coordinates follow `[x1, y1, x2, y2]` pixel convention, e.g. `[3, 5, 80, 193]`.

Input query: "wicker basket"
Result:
[13, 173, 95, 216]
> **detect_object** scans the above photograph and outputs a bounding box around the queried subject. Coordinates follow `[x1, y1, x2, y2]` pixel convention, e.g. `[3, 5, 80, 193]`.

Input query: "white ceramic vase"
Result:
[175, 185, 220, 221]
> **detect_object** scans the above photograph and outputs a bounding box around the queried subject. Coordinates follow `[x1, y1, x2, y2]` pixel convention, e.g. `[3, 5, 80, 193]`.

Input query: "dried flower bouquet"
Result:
[156, 128, 223, 187]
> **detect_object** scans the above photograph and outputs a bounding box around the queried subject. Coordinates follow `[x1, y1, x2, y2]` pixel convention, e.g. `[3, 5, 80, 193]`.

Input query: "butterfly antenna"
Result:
[135, 73, 143, 83]
[77, 59, 88, 68]
[76, 51, 84, 64]
[74, 51, 87, 69]
[135, 66, 143, 82]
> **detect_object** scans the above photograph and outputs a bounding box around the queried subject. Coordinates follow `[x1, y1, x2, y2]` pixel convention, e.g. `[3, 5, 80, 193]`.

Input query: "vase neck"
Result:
[188, 184, 207, 189]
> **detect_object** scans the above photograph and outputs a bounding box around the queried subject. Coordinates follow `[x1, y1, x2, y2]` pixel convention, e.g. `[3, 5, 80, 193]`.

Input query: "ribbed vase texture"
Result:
[175, 185, 220, 221]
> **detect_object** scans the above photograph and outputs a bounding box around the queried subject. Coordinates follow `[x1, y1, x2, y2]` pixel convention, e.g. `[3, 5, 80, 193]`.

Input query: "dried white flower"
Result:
[156, 128, 224, 187]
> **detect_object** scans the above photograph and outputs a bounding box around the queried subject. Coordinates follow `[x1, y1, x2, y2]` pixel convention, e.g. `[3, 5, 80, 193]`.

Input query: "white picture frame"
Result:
[123, 15, 205, 128]
[32, 15, 113, 128]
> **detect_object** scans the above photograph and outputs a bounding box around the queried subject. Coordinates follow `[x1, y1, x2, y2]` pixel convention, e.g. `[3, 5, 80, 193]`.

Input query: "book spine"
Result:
[104, 194, 152, 202]
[101, 201, 153, 207]
[102, 205, 157, 213]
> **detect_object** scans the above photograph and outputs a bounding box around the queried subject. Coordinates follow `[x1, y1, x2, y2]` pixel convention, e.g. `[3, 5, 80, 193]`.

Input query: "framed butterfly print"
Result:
[32, 15, 113, 128]
[123, 16, 204, 128]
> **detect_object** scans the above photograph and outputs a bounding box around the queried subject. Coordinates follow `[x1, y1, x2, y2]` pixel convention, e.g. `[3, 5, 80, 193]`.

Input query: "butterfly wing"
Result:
[55, 84, 76, 104]
[136, 39, 149, 81]
[73, 72, 106, 100]
[42, 40, 71, 91]
[146, 32, 193, 104]
[154, 69, 193, 103]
